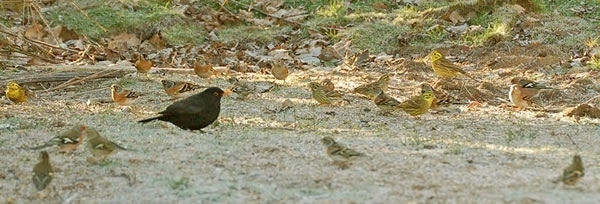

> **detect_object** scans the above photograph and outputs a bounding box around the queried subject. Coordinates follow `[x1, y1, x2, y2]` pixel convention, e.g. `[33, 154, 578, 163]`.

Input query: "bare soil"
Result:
[2, 41, 600, 203]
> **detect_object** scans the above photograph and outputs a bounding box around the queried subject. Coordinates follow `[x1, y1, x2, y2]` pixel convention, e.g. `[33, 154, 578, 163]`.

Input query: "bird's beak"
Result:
[222, 89, 232, 96]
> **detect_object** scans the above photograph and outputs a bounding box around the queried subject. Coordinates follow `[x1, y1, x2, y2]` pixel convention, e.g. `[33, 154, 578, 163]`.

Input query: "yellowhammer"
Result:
[308, 82, 342, 105]
[429, 50, 476, 80]
[353, 74, 392, 99]
[5, 82, 30, 104]
[553, 155, 584, 185]
[398, 83, 435, 117]
[374, 91, 401, 114]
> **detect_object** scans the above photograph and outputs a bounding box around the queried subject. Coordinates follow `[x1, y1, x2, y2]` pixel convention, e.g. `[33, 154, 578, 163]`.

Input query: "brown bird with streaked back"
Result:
[29, 124, 87, 154]
[271, 60, 289, 82]
[161, 79, 203, 99]
[321, 136, 365, 162]
[374, 91, 401, 114]
[320, 78, 335, 92]
[134, 54, 153, 77]
[32, 151, 53, 191]
[308, 82, 343, 105]
[194, 58, 214, 78]
[353, 74, 392, 99]
[429, 50, 476, 80]
[111, 84, 142, 106]
[553, 155, 584, 185]
[86, 127, 129, 161]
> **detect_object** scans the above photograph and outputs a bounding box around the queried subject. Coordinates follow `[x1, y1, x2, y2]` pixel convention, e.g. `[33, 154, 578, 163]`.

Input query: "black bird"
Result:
[138, 87, 229, 130]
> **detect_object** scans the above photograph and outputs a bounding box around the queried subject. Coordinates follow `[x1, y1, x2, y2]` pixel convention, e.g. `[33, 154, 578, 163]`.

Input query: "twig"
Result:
[583, 95, 600, 104]
[565, 133, 581, 150]
[227, 0, 303, 27]
[69, 1, 107, 32]
[44, 69, 121, 93]
[0, 28, 80, 53]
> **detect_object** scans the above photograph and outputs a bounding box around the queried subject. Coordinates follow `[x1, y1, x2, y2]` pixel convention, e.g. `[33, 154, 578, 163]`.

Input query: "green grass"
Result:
[350, 22, 411, 54]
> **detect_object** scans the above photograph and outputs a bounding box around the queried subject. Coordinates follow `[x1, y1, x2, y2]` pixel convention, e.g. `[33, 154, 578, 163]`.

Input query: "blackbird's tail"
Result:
[138, 116, 162, 123]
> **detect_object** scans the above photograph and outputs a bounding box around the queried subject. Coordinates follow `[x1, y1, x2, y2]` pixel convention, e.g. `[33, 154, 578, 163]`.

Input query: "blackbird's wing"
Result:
[161, 96, 207, 115]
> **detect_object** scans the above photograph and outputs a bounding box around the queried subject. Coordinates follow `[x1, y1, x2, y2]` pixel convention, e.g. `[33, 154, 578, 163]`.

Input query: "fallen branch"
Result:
[0, 70, 128, 87]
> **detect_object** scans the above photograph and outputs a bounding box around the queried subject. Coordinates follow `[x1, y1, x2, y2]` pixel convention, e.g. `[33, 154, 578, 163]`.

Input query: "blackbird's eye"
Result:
[213, 92, 219, 96]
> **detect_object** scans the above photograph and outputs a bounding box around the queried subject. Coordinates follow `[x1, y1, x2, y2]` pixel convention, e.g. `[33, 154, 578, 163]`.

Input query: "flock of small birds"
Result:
[3, 49, 584, 193]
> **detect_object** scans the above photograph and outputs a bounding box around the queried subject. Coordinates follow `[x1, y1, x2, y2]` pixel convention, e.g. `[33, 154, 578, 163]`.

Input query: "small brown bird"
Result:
[32, 151, 53, 191]
[138, 87, 230, 131]
[321, 136, 365, 162]
[86, 127, 128, 161]
[111, 84, 142, 106]
[509, 77, 552, 109]
[271, 60, 289, 82]
[193, 58, 214, 78]
[161, 79, 203, 99]
[321, 78, 335, 92]
[308, 82, 343, 105]
[553, 155, 584, 185]
[134, 54, 153, 77]
[374, 91, 401, 114]
[353, 74, 392, 99]
[398, 83, 436, 117]
[229, 77, 255, 100]
[29, 124, 87, 153]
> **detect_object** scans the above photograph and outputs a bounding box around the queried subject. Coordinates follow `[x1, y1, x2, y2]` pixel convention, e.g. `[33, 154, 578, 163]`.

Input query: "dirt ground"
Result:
[2, 42, 600, 203]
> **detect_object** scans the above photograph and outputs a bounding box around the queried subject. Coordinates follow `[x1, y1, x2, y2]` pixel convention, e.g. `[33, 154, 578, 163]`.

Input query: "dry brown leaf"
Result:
[24, 22, 46, 41]
[565, 104, 600, 119]
[58, 26, 79, 42]
[107, 32, 140, 52]
[149, 34, 165, 50]
[448, 10, 466, 24]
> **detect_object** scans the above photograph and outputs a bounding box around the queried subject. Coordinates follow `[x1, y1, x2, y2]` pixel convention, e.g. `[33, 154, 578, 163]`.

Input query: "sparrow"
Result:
[29, 124, 87, 153]
[111, 84, 142, 106]
[138, 87, 230, 131]
[398, 83, 435, 117]
[308, 82, 343, 105]
[5, 81, 31, 104]
[321, 136, 365, 162]
[553, 155, 584, 185]
[509, 77, 552, 109]
[271, 60, 289, 81]
[320, 78, 335, 92]
[193, 58, 214, 78]
[228, 77, 255, 100]
[353, 74, 392, 99]
[86, 127, 128, 161]
[32, 151, 53, 191]
[134, 54, 153, 77]
[161, 79, 203, 99]
[374, 91, 401, 114]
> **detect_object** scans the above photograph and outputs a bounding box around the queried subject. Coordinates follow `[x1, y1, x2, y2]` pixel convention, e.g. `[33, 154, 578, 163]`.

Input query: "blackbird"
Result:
[138, 87, 229, 130]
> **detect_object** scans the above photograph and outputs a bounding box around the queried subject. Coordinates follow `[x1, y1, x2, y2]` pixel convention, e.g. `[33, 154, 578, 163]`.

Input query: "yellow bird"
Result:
[86, 127, 129, 161]
[308, 82, 342, 105]
[353, 74, 392, 99]
[321, 136, 365, 162]
[32, 151, 53, 191]
[429, 50, 476, 80]
[553, 155, 584, 185]
[5, 82, 30, 104]
[398, 83, 435, 117]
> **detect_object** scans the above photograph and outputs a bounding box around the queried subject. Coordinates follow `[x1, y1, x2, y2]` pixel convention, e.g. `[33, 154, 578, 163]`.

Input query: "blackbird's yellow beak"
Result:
[222, 89, 232, 96]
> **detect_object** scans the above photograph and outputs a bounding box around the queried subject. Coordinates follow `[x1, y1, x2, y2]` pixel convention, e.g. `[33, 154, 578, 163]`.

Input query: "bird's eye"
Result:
[213, 92, 219, 96]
